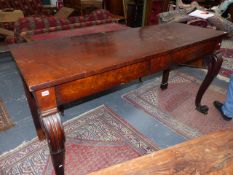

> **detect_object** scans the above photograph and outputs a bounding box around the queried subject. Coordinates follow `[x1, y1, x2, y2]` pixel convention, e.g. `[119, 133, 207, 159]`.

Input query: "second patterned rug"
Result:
[122, 71, 232, 139]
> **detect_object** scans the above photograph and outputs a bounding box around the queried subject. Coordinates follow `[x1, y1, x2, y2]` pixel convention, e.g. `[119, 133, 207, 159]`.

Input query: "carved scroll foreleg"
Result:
[22, 80, 45, 140]
[160, 69, 170, 90]
[41, 113, 65, 175]
[195, 53, 223, 114]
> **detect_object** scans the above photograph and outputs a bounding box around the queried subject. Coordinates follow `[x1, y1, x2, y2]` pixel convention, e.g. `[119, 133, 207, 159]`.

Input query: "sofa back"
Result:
[0, 0, 43, 16]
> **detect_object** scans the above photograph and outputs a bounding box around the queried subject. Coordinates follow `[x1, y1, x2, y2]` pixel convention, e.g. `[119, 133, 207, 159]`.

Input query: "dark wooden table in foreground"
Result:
[89, 129, 233, 175]
[10, 23, 226, 175]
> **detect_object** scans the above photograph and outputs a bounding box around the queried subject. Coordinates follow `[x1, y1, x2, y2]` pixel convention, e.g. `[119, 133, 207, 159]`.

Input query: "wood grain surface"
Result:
[10, 23, 226, 91]
[89, 130, 233, 175]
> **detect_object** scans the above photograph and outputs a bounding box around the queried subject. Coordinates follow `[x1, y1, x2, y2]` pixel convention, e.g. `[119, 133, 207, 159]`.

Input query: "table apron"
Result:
[55, 39, 219, 105]
[169, 40, 219, 65]
[56, 61, 151, 104]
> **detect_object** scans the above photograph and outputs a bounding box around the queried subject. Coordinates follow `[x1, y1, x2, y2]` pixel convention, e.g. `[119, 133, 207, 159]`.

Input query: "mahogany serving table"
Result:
[10, 23, 226, 175]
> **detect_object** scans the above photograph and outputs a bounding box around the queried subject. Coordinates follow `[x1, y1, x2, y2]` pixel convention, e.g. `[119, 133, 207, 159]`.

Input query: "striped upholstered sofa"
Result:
[6, 9, 117, 43]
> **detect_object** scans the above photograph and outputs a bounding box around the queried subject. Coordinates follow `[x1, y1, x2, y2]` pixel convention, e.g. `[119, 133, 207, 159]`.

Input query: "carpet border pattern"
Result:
[0, 105, 159, 175]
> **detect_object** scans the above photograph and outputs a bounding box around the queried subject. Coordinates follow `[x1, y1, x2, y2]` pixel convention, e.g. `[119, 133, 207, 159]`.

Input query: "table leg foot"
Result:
[195, 52, 223, 114]
[160, 69, 170, 90]
[196, 105, 209, 114]
[41, 113, 65, 175]
[59, 105, 65, 116]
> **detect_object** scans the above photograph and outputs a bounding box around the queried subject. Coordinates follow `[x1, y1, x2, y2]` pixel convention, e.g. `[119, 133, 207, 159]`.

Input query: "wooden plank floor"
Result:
[90, 130, 233, 175]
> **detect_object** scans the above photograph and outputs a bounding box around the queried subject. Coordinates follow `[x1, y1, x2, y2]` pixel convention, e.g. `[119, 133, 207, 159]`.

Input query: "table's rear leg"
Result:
[160, 69, 170, 90]
[58, 105, 65, 116]
[195, 52, 223, 114]
[41, 113, 65, 175]
[22, 80, 45, 140]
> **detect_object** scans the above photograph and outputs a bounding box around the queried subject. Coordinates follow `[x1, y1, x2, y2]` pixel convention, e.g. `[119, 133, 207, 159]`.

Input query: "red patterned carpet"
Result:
[122, 71, 232, 139]
[0, 98, 13, 131]
[0, 105, 158, 175]
[219, 48, 233, 78]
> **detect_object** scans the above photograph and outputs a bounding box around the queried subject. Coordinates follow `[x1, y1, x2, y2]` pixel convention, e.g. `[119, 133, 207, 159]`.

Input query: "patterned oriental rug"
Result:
[0, 98, 13, 131]
[0, 105, 158, 175]
[219, 48, 233, 78]
[122, 71, 233, 139]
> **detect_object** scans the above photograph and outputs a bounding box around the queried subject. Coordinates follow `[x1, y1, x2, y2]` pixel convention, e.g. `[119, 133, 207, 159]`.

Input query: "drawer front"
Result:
[57, 61, 150, 104]
[150, 54, 171, 73]
[169, 41, 219, 65]
[151, 40, 220, 72]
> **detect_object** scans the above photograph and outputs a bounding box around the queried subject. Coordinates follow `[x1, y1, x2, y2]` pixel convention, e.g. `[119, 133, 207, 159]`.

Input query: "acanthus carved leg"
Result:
[195, 52, 223, 114]
[160, 69, 170, 90]
[41, 113, 65, 175]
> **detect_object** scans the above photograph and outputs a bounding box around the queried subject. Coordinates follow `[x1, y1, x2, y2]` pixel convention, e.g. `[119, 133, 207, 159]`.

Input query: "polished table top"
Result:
[10, 23, 226, 91]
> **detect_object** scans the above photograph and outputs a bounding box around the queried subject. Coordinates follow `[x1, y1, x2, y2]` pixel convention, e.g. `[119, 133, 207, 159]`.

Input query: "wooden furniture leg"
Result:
[24, 81, 65, 174]
[22, 80, 45, 140]
[160, 69, 170, 89]
[41, 113, 65, 175]
[195, 52, 223, 114]
[58, 105, 65, 116]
